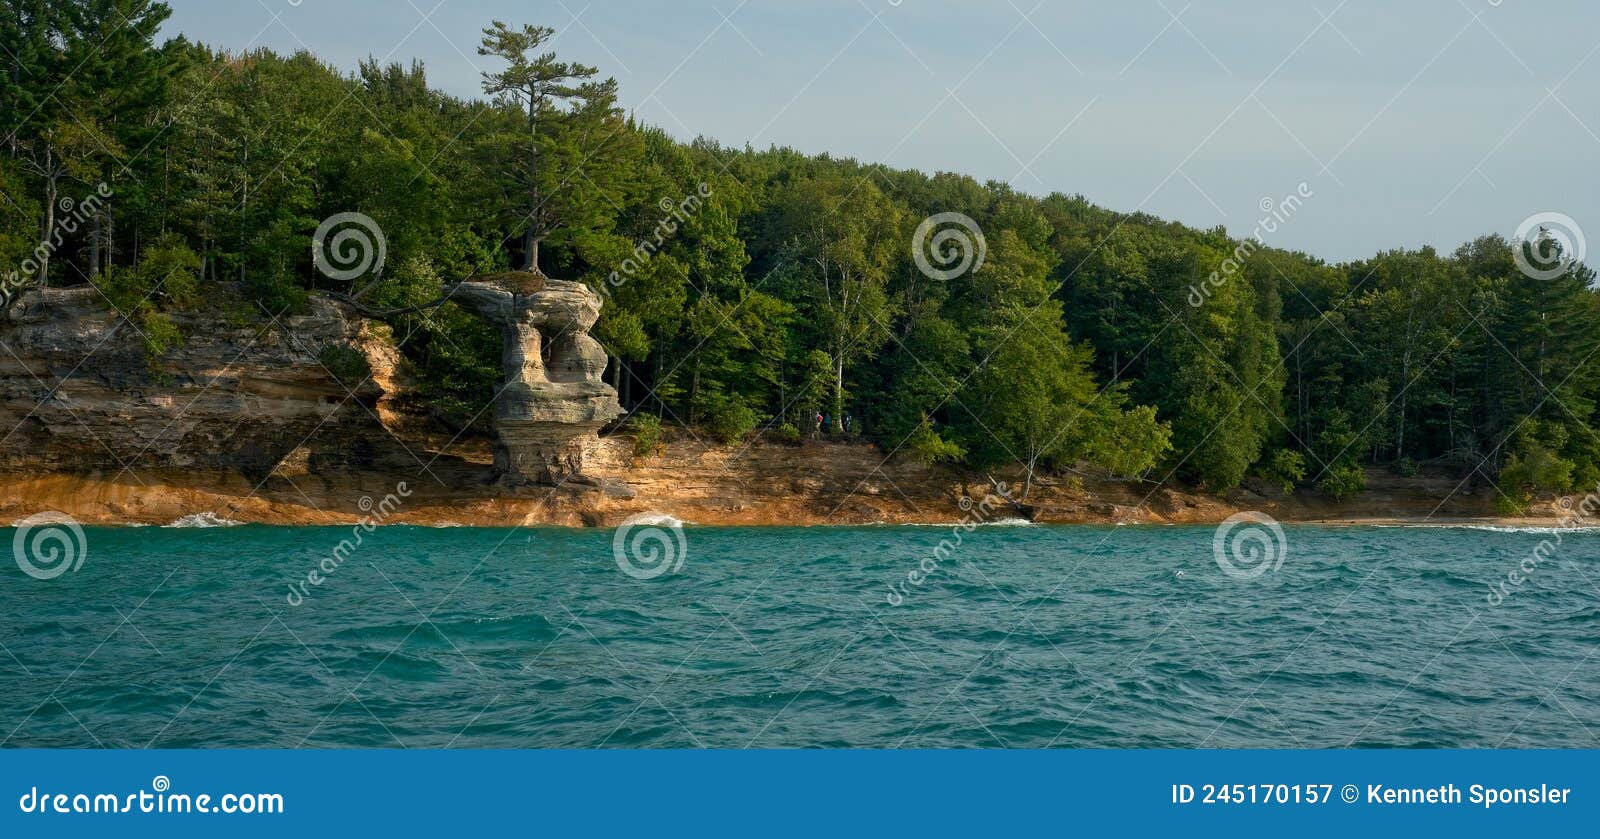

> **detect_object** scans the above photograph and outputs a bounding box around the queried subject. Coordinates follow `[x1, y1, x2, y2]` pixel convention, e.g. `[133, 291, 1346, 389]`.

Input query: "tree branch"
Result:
[325, 289, 454, 317]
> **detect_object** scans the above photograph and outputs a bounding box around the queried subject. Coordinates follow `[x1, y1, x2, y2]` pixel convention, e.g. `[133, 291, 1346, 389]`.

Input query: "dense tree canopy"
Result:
[4, 4, 1599, 507]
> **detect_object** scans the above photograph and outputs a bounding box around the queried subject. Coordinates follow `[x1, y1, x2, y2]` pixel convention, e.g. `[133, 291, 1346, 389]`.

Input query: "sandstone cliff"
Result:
[0, 286, 390, 479]
[0, 284, 1517, 527]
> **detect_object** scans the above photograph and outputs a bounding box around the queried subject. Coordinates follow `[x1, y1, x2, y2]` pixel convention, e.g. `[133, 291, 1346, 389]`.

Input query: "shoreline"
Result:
[0, 436, 1564, 531]
[0, 470, 1569, 530]
[0, 292, 1557, 533]
[34, 518, 1585, 529]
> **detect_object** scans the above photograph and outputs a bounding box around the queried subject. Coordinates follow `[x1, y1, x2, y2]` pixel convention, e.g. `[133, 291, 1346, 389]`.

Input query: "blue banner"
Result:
[0, 749, 1592, 837]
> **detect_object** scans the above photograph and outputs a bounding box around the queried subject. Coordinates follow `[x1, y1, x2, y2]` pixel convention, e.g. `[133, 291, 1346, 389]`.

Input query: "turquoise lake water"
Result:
[1, 523, 1596, 748]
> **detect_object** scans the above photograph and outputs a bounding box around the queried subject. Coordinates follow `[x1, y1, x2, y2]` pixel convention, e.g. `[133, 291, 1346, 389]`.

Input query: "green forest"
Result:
[4, 1, 1599, 510]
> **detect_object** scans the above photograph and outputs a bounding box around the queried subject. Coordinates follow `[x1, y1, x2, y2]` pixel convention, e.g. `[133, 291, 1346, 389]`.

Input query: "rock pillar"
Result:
[445, 272, 622, 485]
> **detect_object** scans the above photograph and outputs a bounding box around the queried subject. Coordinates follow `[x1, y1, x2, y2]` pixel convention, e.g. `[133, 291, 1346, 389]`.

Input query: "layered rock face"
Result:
[0, 286, 394, 480]
[444, 273, 622, 484]
[0, 275, 623, 495]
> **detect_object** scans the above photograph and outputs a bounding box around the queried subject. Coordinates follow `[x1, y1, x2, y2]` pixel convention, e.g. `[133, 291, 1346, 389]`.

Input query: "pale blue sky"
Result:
[165, 0, 1600, 262]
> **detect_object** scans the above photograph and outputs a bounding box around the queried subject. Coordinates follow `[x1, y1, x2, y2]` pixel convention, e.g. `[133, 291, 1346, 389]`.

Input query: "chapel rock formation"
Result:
[444, 272, 622, 485]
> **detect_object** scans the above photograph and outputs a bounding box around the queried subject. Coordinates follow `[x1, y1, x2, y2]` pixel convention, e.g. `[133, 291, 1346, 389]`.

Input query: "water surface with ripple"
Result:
[2, 524, 1596, 748]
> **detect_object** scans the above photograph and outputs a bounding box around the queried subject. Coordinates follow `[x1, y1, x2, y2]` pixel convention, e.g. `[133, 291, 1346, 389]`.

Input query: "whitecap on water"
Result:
[1462, 525, 1600, 534]
[1374, 523, 1600, 534]
[162, 512, 244, 528]
[623, 514, 689, 528]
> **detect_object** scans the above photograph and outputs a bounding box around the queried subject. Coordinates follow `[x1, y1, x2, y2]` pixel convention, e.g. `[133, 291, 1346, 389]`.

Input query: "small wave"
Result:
[623, 513, 689, 528]
[1557, 606, 1600, 625]
[162, 512, 243, 528]
[978, 518, 1036, 527]
[1373, 523, 1600, 534]
[896, 517, 1036, 528]
[1464, 525, 1600, 534]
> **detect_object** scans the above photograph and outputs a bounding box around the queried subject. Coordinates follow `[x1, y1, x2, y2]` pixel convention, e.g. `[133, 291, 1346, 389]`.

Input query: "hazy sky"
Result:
[163, 0, 1600, 262]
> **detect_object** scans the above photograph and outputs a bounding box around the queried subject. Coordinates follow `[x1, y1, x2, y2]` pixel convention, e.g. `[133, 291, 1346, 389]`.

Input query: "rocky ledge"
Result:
[0, 274, 622, 496]
[0, 282, 1521, 527]
[0, 286, 391, 480]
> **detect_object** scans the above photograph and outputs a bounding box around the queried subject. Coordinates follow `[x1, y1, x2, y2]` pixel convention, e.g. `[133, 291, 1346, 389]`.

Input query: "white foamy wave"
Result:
[620, 513, 688, 528]
[1374, 523, 1600, 534]
[162, 512, 243, 528]
[1463, 525, 1600, 534]
[896, 518, 1037, 528]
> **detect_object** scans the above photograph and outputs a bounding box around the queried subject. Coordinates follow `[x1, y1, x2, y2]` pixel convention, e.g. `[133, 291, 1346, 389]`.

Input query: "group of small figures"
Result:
[811, 412, 853, 438]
